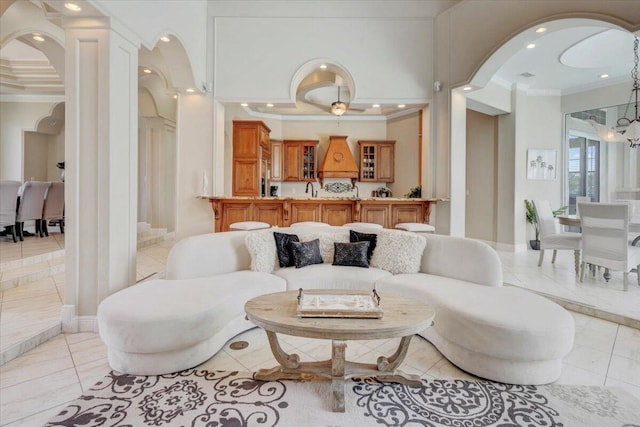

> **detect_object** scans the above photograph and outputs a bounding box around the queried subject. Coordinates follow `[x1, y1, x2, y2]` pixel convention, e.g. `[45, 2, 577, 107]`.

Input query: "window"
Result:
[568, 135, 600, 214]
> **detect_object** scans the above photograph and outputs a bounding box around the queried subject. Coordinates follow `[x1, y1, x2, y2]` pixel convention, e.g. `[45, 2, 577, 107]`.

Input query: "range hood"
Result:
[317, 135, 359, 186]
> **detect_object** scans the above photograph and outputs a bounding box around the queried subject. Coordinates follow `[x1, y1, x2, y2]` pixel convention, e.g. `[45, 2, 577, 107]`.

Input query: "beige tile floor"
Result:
[1, 236, 640, 425]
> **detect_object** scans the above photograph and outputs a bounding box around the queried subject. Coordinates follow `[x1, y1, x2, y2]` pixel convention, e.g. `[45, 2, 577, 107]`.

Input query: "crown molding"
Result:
[0, 94, 65, 103]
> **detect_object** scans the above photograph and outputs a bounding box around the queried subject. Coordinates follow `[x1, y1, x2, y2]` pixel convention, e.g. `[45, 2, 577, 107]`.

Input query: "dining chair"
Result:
[575, 196, 590, 217]
[0, 180, 21, 242]
[15, 181, 51, 241]
[578, 202, 640, 291]
[41, 182, 65, 236]
[533, 199, 582, 274]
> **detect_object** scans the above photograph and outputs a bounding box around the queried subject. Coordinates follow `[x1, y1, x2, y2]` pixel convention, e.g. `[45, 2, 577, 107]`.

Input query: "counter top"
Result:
[198, 195, 440, 202]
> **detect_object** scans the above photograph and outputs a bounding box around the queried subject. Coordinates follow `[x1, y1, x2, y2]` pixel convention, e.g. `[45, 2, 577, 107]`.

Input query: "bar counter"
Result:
[201, 196, 438, 232]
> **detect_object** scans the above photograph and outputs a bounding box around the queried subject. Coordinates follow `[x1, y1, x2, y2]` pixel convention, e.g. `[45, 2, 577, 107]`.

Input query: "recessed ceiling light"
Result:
[32, 34, 45, 42]
[319, 64, 327, 69]
[173, 94, 178, 99]
[398, 104, 406, 108]
[599, 73, 609, 79]
[463, 86, 473, 91]
[240, 103, 248, 107]
[372, 104, 380, 108]
[266, 103, 274, 107]
[535, 27, 547, 34]
[64, 2, 81, 11]
[186, 88, 195, 93]
[143, 68, 152, 74]
[160, 36, 171, 43]
[526, 43, 536, 49]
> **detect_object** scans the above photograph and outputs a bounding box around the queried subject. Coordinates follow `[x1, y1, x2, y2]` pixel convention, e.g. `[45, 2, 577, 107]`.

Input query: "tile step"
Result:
[0, 260, 65, 291]
[0, 323, 61, 366]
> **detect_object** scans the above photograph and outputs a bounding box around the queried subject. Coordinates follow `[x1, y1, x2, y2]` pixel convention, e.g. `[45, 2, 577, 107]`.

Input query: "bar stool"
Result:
[395, 222, 435, 234]
[342, 222, 383, 232]
[290, 221, 330, 228]
[229, 221, 270, 231]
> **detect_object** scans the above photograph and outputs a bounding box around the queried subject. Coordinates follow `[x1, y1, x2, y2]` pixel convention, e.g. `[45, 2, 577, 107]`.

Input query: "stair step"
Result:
[0, 322, 61, 366]
[0, 251, 65, 291]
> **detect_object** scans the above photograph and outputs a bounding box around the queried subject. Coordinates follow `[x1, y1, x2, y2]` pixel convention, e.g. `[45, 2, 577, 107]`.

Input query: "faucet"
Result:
[305, 182, 317, 197]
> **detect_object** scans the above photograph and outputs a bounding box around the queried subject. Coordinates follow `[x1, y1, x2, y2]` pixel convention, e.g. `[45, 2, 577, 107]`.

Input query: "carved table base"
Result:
[254, 331, 420, 412]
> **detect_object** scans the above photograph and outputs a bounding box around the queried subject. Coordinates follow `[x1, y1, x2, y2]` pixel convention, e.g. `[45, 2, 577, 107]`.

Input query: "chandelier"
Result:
[331, 86, 347, 116]
[589, 36, 640, 147]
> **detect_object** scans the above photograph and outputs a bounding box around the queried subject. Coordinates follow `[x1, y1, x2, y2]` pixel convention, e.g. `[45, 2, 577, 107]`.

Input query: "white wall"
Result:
[0, 102, 57, 180]
[387, 112, 420, 197]
[23, 132, 48, 182]
[213, 17, 433, 104]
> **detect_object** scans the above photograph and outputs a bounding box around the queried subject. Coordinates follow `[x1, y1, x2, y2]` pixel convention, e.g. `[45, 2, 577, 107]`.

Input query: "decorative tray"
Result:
[296, 289, 383, 319]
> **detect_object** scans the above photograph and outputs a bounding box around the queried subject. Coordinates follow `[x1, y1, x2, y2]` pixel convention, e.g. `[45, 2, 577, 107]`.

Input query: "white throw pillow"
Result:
[245, 230, 278, 273]
[370, 229, 426, 274]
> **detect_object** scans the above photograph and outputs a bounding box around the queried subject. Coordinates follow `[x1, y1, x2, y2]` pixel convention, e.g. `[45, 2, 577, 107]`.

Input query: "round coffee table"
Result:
[245, 290, 435, 412]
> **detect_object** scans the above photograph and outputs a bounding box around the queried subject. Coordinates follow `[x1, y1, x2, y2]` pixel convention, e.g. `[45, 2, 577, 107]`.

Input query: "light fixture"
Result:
[535, 27, 547, 34]
[463, 86, 473, 91]
[372, 104, 380, 108]
[589, 36, 640, 147]
[160, 36, 171, 43]
[143, 68, 152, 74]
[64, 2, 81, 11]
[186, 88, 195, 93]
[526, 43, 536, 49]
[32, 34, 45, 42]
[319, 64, 327, 69]
[331, 86, 347, 116]
[398, 104, 406, 108]
[240, 103, 248, 107]
[599, 73, 609, 79]
[173, 94, 178, 99]
[266, 103, 274, 107]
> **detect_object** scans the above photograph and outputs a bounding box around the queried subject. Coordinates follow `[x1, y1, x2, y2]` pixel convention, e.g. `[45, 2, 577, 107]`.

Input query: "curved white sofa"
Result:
[98, 226, 574, 385]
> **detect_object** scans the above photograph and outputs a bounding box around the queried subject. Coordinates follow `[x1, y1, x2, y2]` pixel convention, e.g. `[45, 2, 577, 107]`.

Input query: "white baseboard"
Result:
[61, 305, 98, 333]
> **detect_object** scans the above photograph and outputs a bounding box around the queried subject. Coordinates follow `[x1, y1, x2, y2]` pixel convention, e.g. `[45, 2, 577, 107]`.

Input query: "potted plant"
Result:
[525, 200, 568, 250]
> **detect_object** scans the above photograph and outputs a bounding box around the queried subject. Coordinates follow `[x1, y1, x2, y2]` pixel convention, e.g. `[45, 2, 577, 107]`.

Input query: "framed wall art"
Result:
[527, 149, 557, 180]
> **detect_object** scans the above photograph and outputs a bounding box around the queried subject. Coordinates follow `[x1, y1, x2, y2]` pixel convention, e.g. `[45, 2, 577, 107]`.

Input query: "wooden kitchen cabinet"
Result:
[322, 202, 353, 226]
[289, 201, 322, 223]
[359, 203, 390, 228]
[232, 120, 271, 196]
[391, 203, 423, 224]
[270, 139, 283, 182]
[283, 139, 319, 182]
[358, 140, 395, 182]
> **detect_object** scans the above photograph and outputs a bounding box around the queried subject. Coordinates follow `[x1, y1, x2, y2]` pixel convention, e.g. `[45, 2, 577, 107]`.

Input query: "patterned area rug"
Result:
[45, 369, 640, 426]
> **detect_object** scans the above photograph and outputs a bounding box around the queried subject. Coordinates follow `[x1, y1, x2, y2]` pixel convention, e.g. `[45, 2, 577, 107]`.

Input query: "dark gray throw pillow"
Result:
[273, 232, 300, 268]
[290, 239, 324, 268]
[349, 230, 377, 262]
[333, 241, 370, 268]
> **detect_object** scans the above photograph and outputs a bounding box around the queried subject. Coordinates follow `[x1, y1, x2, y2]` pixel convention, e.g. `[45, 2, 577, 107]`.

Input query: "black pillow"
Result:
[333, 242, 370, 268]
[290, 239, 324, 268]
[273, 232, 300, 268]
[349, 230, 377, 262]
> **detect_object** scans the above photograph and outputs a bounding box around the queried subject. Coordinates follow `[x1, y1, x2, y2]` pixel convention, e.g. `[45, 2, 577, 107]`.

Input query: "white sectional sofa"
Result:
[97, 226, 575, 385]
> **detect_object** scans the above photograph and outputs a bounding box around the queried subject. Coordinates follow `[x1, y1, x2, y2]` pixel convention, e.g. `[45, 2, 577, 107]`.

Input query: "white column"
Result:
[449, 89, 467, 237]
[62, 17, 138, 332]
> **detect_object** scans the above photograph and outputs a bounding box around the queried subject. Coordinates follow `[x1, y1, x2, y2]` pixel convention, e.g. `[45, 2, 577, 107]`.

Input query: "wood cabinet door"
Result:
[360, 204, 389, 228]
[254, 203, 283, 227]
[290, 202, 321, 223]
[233, 125, 259, 159]
[221, 202, 252, 231]
[233, 160, 259, 196]
[322, 203, 353, 226]
[270, 140, 283, 182]
[377, 144, 395, 182]
[283, 143, 301, 181]
[391, 204, 423, 226]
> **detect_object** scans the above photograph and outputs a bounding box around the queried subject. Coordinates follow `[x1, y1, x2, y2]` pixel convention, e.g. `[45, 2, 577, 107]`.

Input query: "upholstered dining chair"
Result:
[41, 182, 65, 236]
[575, 196, 591, 217]
[0, 180, 21, 242]
[533, 199, 582, 275]
[15, 181, 51, 241]
[578, 202, 640, 291]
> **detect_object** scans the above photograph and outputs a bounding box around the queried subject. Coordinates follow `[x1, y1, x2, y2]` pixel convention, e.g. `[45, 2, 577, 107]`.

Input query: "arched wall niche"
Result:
[35, 102, 65, 135]
[290, 58, 356, 105]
